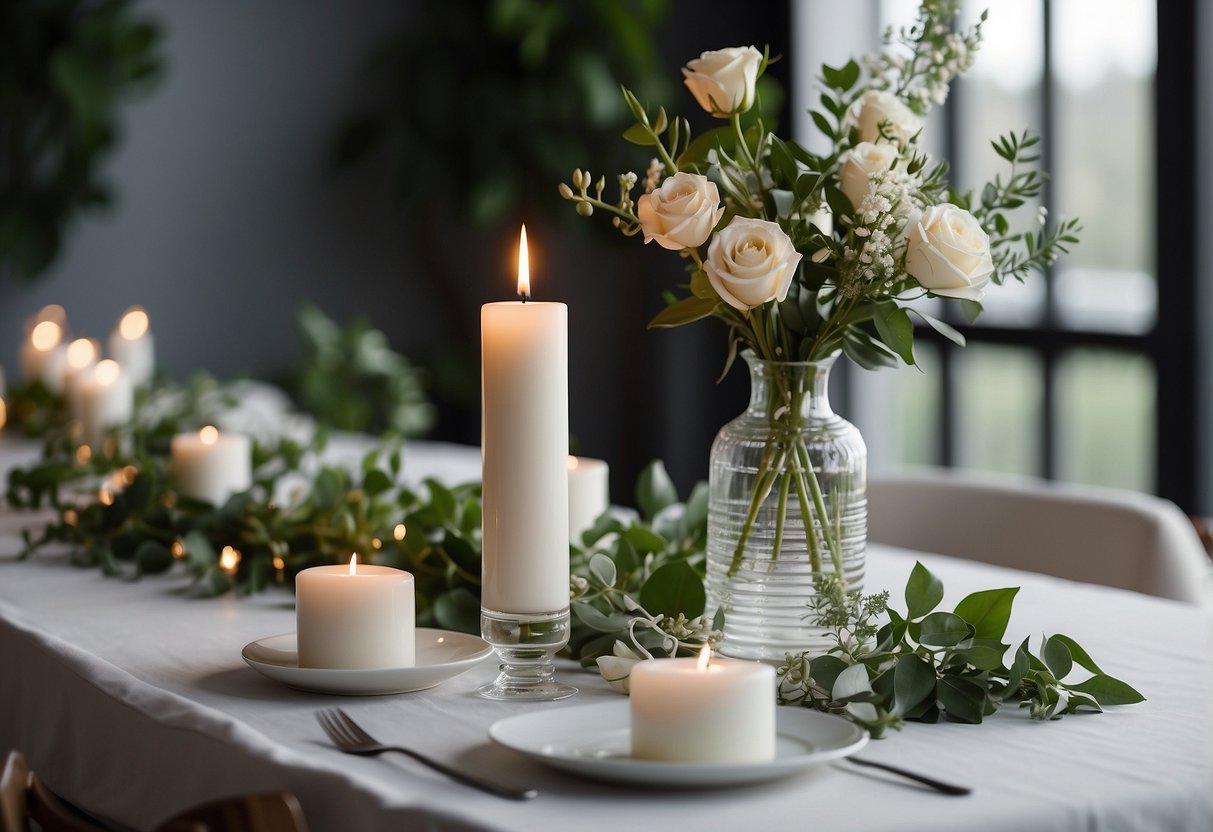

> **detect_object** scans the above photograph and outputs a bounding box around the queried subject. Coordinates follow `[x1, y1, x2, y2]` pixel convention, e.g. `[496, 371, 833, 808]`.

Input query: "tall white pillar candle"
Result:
[75, 360, 134, 450]
[568, 455, 609, 544]
[170, 425, 253, 506]
[64, 338, 100, 420]
[481, 226, 569, 615]
[296, 556, 416, 669]
[20, 320, 67, 391]
[630, 650, 776, 763]
[108, 306, 155, 388]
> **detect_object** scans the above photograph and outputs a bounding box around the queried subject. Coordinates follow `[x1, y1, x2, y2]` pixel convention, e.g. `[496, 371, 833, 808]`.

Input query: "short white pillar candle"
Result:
[63, 338, 100, 420]
[630, 648, 776, 763]
[170, 425, 253, 506]
[108, 306, 155, 388]
[21, 320, 68, 392]
[568, 455, 609, 544]
[295, 555, 416, 669]
[75, 360, 134, 450]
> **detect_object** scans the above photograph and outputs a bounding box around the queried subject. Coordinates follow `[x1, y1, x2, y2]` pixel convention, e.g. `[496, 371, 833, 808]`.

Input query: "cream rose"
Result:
[904, 204, 994, 301]
[682, 46, 763, 118]
[636, 172, 724, 250]
[839, 141, 900, 209]
[705, 217, 803, 311]
[849, 90, 922, 144]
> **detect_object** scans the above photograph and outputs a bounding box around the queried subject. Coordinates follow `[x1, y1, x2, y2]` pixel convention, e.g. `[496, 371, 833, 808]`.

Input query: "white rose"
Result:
[904, 204, 994, 301]
[849, 90, 923, 144]
[636, 172, 724, 250]
[705, 217, 803, 311]
[839, 141, 900, 209]
[681, 46, 763, 118]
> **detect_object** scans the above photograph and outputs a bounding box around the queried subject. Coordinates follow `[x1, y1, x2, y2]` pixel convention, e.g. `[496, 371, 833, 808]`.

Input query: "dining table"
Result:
[1, 432, 1211, 832]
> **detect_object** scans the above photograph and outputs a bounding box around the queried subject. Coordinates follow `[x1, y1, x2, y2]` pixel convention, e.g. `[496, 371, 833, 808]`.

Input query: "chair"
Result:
[867, 469, 1213, 606]
[1, 750, 306, 832]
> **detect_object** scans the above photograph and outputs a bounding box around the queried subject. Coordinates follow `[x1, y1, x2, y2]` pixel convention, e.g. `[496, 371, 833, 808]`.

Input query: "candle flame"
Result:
[171, 540, 186, 559]
[31, 320, 62, 352]
[94, 359, 121, 387]
[67, 338, 97, 369]
[0, 398, 6, 432]
[220, 545, 241, 574]
[119, 306, 150, 340]
[36, 304, 67, 327]
[568, 455, 579, 470]
[349, 553, 358, 576]
[199, 425, 219, 445]
[393, 523, 407, 541]
[517, 224, 530, 299]
[696, 643, 712, 672]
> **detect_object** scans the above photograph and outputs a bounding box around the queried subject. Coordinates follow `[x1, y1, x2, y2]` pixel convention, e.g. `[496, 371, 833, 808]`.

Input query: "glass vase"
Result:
[705, 351, 867, 661]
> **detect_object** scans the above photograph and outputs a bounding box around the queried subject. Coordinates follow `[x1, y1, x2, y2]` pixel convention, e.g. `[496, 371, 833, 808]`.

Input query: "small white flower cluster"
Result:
[643, 157, 665, 193]
[841, 168, 920, 295]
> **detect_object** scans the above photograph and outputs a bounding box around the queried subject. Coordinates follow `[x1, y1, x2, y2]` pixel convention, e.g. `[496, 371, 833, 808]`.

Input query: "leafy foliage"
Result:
[775, 564, 1144, 737]
[0, 0, 163, 280]
[293, 304, 435, 436]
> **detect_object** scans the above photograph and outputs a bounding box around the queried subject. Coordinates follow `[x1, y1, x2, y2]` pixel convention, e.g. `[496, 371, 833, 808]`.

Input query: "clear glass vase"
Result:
[705, 351, 867, 661]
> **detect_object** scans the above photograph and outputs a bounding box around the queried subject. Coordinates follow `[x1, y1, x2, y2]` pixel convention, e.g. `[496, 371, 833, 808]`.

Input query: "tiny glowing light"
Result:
[171, 540, 186, 558]
[199, 425, 219, 445]
[272, 555, 285, 571]
[98, 488, 114, 506]
[219, 545, 241, 573]
[31, 321, 62, 352]
[94, 359, 121, 387]
[63, 508, 79, 526]
[436, 637, 445, 644]
[76, 445, 92, 464]
[66, 338, 97, 369]
[118, 306, 150, 340]
[696, 643, 712, 672]
[567, 455, 579, 470]
[349, 553, 358, 576]
[393, 523, 407, 541]
[121, 465, 138, 486]
[517, 224, 530, 298]
[36, 304, 67, 326]
[161, 494, 175, 508]
[371, 537, 382, 550]
[0, 398, 7, 432]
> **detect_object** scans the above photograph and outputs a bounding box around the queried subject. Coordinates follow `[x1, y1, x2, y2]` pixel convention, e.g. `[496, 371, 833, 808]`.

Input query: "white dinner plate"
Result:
[489, 700, 868, 787]
[241, 629, 492, 695]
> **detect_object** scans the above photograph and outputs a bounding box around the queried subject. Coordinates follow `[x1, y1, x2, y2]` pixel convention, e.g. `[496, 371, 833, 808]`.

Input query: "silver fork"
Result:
[315, 708, 538, 801]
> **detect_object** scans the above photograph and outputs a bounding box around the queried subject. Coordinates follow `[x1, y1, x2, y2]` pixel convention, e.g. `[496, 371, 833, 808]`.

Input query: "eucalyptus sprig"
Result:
[776, 563, 1145, 737]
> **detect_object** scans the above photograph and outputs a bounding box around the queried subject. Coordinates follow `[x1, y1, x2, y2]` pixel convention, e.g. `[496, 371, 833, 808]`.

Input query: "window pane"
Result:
[1052, 0, 1156, 333]
[1056, 349, 1155, 491]
[955, 345, 1042, 475]
[851, 342, 942, 473]
[956, 0, 1046, 327]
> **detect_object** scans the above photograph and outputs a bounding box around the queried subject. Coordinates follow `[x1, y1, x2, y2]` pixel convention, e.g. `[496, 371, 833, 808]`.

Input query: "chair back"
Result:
[868, 470, 1213, 605]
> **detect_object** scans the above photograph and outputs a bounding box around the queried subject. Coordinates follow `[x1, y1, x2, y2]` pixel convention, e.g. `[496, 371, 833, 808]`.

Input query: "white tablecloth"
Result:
[1, 438, 1211, 832]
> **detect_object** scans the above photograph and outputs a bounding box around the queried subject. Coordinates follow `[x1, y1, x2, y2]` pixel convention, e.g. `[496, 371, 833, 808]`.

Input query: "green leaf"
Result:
[588, 552, 617, 587]
[621, 526, 668, 554]
[363, 469, 393, 497]
[432, 588, 480, 634]
[648, 296, 718, 329]
[893, 654, 936, 715]
[918, 612, 972, 647]
[832, 662, 873, 701]
[638, 561, 705, 618]
[636, 460, 678, 520]
[958, 299, 983, 323]
[937, 675, 986, 724]
[571, 601, 630, 633]
[954, 638, 1010, 671]
[872, 302, 915, 366]
[623, 122, 655, 146]
[908, 308, 966, 348]
[905, 561, 944, 619]
[1041, 636, 1073, 679]
[808, 654, 848, 693]
[953, 587, 1019, 641]
[1003, 637, 1032, 698]
[1069, 674, 1146, 706]
[1048, 634, 1104, 675]
[134, 541, 172, 576]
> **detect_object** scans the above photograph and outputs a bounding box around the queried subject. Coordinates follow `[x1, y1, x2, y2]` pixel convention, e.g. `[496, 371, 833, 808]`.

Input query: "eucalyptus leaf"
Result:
[635, 460, 678, 520]
[918, 611, 972, 647]
[905, 561, 944, 619]
[639, 561, 705, 619]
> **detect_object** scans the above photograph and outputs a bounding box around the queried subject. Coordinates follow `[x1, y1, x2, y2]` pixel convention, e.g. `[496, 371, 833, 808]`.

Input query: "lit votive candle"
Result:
[76, 360, 134, 451]
[170, 425, 253, 506]
[630, 647, 776, 763]
[0, 365, 7, 431]
[21, 319, 69, 392]
[296, 554, 416, 669]
[568, 455, 609, 544]
[108, 305, 155, 388]
[64, 338, 100, 419]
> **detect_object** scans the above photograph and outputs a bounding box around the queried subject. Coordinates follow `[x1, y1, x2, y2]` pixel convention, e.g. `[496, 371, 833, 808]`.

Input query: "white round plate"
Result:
[241, 628, 492, 695]
[489, 700, 868, 787]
